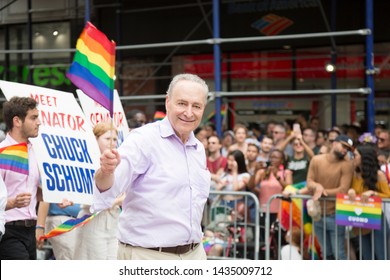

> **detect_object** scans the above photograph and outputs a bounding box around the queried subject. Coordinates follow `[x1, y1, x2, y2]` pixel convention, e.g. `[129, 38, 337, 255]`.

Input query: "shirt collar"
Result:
[5, 133, 32, 147]
[159, 117, 198, 148]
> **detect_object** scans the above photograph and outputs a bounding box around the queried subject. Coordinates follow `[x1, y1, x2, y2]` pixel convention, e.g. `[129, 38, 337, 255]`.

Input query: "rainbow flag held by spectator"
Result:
[204, 104, 227, 125]
[336, 193, 382, 230]
[153, 111, 166, 121]
[66, 21, 116, 117]
[39, 212, 98, 241]
[202, 237, 213, 254]
[280, 181, 306, 229]
[279, 181, 322, 260]
[0, 143, 29, 175]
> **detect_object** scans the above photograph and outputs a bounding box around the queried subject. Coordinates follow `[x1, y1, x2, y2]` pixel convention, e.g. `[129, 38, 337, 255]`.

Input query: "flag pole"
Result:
[110, 38, 116, 150]
[109, 117, 114, 150]
[85, 0, 90, 24]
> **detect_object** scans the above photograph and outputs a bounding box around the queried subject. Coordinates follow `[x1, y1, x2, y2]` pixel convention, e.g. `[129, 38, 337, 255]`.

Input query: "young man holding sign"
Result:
[0, 97, 42, 260]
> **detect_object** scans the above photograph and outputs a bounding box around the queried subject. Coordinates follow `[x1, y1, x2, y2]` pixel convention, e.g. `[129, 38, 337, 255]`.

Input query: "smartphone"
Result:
[293, 123, 301, 135]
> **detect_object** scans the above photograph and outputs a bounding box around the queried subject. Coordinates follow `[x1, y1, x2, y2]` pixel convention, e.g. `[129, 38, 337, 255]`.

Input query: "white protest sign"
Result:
[76, 89, 129, 146]
[0, 80, 100, 205]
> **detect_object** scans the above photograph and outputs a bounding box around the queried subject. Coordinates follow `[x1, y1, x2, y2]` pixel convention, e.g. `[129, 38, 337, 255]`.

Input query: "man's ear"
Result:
[12, 116, 22, 128]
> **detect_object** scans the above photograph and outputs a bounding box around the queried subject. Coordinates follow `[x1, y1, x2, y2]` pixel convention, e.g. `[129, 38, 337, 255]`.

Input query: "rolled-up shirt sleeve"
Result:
[91, 183, 117, 212]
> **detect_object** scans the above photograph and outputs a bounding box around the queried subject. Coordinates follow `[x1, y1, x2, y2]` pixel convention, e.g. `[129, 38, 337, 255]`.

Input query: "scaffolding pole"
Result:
[213, 0, 222, 137]
[0, 88, 371, 104]
[0, 29, 370, 54]
[215, 88, 371, 97]
[366, 0, 375, 133]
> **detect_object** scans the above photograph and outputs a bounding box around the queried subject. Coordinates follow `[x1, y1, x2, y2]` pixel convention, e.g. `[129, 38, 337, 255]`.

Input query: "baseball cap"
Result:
[334, 135, 354, 150]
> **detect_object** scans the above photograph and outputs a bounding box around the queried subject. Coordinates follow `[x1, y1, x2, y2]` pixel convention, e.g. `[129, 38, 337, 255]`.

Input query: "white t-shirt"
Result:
[221, 172, 251, 192]
[281, 245, 302, 260]
[380, 163, 390, 182]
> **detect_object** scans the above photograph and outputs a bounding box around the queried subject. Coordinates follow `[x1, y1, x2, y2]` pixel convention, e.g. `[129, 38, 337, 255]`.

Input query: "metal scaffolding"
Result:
[0, 0, 376, 135]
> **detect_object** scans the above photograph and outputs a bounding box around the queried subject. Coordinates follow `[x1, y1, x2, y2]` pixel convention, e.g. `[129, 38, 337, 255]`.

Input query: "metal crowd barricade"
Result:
[264, 194, 390, 260]
[205, 190, 260, 260]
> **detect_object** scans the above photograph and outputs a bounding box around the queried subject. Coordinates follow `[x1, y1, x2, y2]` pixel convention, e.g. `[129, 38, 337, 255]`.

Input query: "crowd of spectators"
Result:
[197, 115, 390, 260]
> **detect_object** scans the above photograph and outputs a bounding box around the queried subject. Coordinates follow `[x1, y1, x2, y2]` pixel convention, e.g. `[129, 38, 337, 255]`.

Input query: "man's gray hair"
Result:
[166, 73, 209, 103]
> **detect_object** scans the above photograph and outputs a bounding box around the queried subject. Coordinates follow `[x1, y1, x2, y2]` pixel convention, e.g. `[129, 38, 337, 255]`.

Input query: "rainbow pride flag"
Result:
[204, 104, 227, 125]
[202, 237, 213, 254]
[66, 21, 116, 116]
[280, 181, 306, 230]
[0, 143, 28, 175]
[279, 181, 322, 260]
[153, 111, 166, 121]
[336, 193, 382, 230]
[39, 212, 98, 241]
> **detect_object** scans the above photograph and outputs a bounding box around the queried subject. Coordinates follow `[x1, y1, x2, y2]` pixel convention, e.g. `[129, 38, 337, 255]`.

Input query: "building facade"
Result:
[0, 0, 389, 131]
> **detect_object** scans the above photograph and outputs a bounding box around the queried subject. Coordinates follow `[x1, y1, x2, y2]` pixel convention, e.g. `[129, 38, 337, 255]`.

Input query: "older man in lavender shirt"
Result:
[92, 73, 211, 260]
